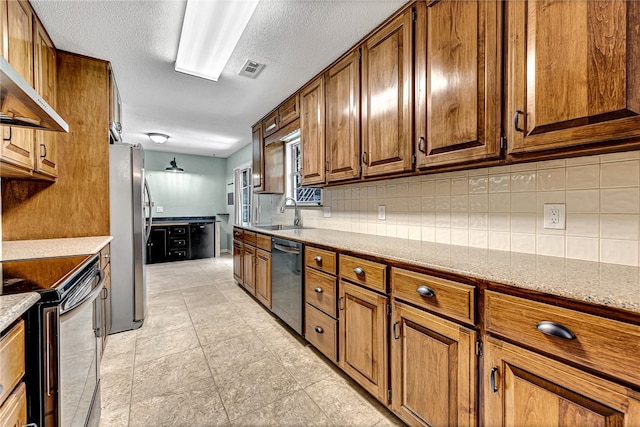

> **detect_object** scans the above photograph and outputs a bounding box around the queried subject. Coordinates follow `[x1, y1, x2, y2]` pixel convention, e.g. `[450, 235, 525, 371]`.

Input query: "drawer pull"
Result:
[392, 321, 400, 340]
[314, 287, 323, 294]
[353, 267, 365, 276]
[536, 321, 576, 340]
[416, 285, 435, 298]
[490, 366, 499, 392]
[315, 326, 324, 334]
[314, 256, 322, 263]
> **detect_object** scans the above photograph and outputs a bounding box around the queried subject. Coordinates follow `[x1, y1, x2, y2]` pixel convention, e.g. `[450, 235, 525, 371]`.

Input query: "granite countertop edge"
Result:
[1, 236, 113, 262]
[238, 225, 640, 315]
[0, 293, 40, 331]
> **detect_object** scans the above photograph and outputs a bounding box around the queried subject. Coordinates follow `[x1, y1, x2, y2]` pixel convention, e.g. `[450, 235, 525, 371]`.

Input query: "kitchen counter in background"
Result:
[1, 236, 113, 261]
[0, 293, 40, 331]
[240, 225, 640, 315]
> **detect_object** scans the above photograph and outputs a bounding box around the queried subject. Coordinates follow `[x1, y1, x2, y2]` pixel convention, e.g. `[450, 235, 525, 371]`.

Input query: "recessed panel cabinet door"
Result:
[415, 1, 502, 169]
[326, 50, 360, 183]
[243, 244, 256, 295]
[506, 1, 640, 156]
[233, 240, 243, 283]
[391, 301, 477, 427]
[34, 21, 57, 178]
[484, 337, 640, 427]
[300, 76, 326, 185]
[252, 124, 263, 192]
[361, 9, 413, 178]
[255, 249, 271, 309]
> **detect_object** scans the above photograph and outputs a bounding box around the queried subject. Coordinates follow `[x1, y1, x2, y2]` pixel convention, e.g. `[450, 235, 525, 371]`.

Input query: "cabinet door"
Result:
[255, 249, 271, 309]
[278, 93, 300, 128]
[252, 123, 264, 192]
[391, 300, 477, 427]
[415, 1, 501, 169]
[506, 1, 640, 157]
[100, 265, 112, 354]
[243, 244, 256, 295]
[2, 0, 34, 171]
[300, 75, 326, 185]
[34, 20, 57, 178]
[262, 110, 279, 137]
[326, 50, 360, 183]
[233, 239, 243, 283]
[361, 9, 413, 178]
[338, 280, 388, 402]
[484, 337, 640, 427]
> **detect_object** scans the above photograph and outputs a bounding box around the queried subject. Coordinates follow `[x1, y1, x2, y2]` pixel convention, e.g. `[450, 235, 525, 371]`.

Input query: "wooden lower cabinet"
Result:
[391, 300, 477, 427]
[232, 239, 243, 283]
[243, 244, 256, 294]
[255, 249, 271, 309]
[484, 337, 640, 427]
[0, 383, 27, 427]
[338, 279, 388, 403]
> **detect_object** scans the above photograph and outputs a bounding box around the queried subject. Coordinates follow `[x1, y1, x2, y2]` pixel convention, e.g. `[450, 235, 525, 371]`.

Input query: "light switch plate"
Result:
[543, 204, 565, 229]
[323, 207, 331, 218]
[156, 206, 164, 213]
[378, 205, 386, 220]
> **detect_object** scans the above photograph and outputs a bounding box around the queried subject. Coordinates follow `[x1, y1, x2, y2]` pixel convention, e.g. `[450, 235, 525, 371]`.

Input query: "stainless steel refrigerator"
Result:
[109, 143, 151, 333]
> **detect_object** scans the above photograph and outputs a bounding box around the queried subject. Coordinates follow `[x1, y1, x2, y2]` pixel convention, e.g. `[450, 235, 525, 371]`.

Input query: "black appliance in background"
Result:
[190, 222, 215, 259]
[146, 216, 216, 263]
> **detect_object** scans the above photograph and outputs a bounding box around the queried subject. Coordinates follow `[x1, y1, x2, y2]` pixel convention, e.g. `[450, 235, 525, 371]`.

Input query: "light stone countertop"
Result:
[242, 226, 640, 315]
[0, 293, 40, 331]
[1, 236, 113, 261]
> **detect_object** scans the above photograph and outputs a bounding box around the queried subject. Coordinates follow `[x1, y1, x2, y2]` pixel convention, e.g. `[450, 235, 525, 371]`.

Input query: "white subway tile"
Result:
[468, 167, 489, 177]
[451, 195, 469, 212]
[421, 180, 435, 196]
[490, 213, 511, 232]
[600, 214, 640, 240]
[469, 194, 489, 212]
[386, 224, 397, 238]
[489, 174, 511, 193]
[436, 179, 452, 195]
[488, 165, 511, 174]
[421, 226, 435, 242]
[468, 176, 488, 193]
[510, 192, 536, 213]
[537, 191, 566, 212]
[566, 155, 599, 166]
[600, 188, 640, 214]
[566, 164, 600, 190]
[451, 229, 469, 246]
[566, 189, 600, 213]
[489, 231, 510, 251]
[421, 196, 435, 211]
[510, 162, 536, 172]
[408, 225, 421, 240]
[422, 212, 435, 227]
[469, 213, 488, 230]
[451, 177, 469, 195]
[489, 194, 510, 212]
[537, 159, 566, 169]
[537, 234, 565, 257]
[436, 212, 451, 228]
[408, 197, 421, 212]
[436, 196, 451, 211]
[409, 181, 421, 197]
[397, 225, 409, 239]
[600, 151, 640, 163]
[537, 168, 566, 191]
[511, 171, 537, 192]
[376, 185, 386, 197]
[601, 160, 640, 188]
[511, 233, 536, 254]
[566, 213, 599, 238]
[450, 170, 469, 178]
[397, 183, 409, 197]
[436, 228, 451, 244]
[511, 213, 536, 234]
[451, 212, 469, 229]
[566, 237, 599, 262]
[600, 239, 639, 266]
[469, 230, 488, 248]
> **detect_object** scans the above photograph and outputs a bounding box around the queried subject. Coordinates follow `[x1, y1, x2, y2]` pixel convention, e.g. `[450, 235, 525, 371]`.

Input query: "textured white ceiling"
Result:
[31, 0, 407, 158]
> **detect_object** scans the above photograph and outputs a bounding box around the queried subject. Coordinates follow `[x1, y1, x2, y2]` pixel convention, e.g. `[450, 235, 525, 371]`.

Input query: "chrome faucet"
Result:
[280, 197, 301, 227]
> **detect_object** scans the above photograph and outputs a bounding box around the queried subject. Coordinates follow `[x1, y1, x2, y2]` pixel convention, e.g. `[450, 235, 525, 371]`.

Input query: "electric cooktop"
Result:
[1, 255, 93, 298]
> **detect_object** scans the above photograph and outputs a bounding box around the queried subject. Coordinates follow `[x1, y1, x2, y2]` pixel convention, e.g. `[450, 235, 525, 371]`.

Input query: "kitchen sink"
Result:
[254, 224, 311, 231]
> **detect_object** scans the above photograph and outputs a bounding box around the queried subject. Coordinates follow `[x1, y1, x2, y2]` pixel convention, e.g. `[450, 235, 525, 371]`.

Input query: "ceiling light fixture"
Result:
[165, 157, 184, 173]
[148, 133, 169, 144]
[175, 0, 259, 82]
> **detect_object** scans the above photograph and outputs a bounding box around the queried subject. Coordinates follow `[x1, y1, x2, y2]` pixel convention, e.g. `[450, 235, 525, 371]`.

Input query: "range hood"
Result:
[1, 56, 68, 132]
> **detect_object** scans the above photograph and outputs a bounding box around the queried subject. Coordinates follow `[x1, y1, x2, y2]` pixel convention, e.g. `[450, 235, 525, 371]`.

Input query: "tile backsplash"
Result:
[269, 150, 640, 267]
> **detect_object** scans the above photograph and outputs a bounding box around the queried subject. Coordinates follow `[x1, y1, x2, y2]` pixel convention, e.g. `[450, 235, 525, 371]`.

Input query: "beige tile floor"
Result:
[99, 254, 405, 426]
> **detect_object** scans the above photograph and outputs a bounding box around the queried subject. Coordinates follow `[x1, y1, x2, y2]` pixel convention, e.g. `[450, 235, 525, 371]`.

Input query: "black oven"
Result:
[3, 254, 103, 427]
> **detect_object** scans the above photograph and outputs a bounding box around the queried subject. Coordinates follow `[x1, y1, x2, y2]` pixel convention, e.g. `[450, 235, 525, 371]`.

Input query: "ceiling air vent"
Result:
[238, 60, 265, 79]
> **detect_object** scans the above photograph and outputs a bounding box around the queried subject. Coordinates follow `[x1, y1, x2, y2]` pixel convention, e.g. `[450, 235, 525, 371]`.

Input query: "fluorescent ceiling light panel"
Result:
[175, 0, 259, 81]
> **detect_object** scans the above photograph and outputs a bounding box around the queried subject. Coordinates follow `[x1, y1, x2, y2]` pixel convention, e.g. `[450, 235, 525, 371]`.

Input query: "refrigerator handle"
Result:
[144, 178, 153, 243]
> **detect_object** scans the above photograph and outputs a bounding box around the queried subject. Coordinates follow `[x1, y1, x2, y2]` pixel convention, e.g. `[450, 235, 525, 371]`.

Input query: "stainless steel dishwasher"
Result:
[271, 237, 304, 335]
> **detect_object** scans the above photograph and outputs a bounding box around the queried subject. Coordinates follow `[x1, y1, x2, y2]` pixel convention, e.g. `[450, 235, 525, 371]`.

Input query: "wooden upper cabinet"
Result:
[252, 123, 264, 192]
[262, 109, 279, 137]
[2, 0, 34, 172]
[361, 8, 413, 178]
[300, 75, 326, 185]
[278, 93, 299, 128]
[415, 1, 502, 169]
[34, 20, 57, 178]
[506, 1, 640, 157]
[326, 49, 360, 183]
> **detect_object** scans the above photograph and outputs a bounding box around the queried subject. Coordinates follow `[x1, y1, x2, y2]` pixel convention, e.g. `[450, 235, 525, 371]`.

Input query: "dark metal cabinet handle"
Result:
[40, 143, 47, 158]
[536, 321, 576, 340]
[315, 326, 324, 334]
[338, 296, 344, 311]
[490, 366, 499, 392]
[392, 321, 400, 340]
[417, 136, 426, 153]
[314, 255, 322, 263]
[353, 267, 365, 276]
[416, 285, 435, 298]
[314, 287, 323, 294]
[513, 110, 524, 132]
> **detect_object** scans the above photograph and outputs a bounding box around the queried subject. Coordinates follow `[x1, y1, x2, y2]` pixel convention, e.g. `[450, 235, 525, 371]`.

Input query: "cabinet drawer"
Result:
[0, 321, 25, 405]
[244, 231, 256, 246]
[256, 233, 271, 251]
[485, 291, 640, 385]
[169, 225, 188, 235]
[169, 238, 188, 248]
[278, 93, 300, 127]
[99, 243, 111, 269]
[305, 268, 337, 317]
[305, 246, 336, 275]
[339, 254, 386, 293]
[391, 268, 475, 325]
[169, 250, 188, 259]
[305, 303, 337, 362]
[262, 110, 279, 136]
[233, 228, 244, 240]
[0, 382, 26, 426]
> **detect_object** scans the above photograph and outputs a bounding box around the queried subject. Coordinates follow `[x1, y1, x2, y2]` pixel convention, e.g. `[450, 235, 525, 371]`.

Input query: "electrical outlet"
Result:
[543, 204, 565, 229]
[323, 207, 331, 218]
[156, 206, 164, 213]
[378, 205, 386, 220]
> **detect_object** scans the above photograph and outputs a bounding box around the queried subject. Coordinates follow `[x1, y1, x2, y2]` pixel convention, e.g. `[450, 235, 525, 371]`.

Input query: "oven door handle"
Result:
[60, 271, 105, 322]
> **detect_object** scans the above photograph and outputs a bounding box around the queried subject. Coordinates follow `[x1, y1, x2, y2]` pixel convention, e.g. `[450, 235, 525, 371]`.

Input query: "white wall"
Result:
[270, 150, 640, 267]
